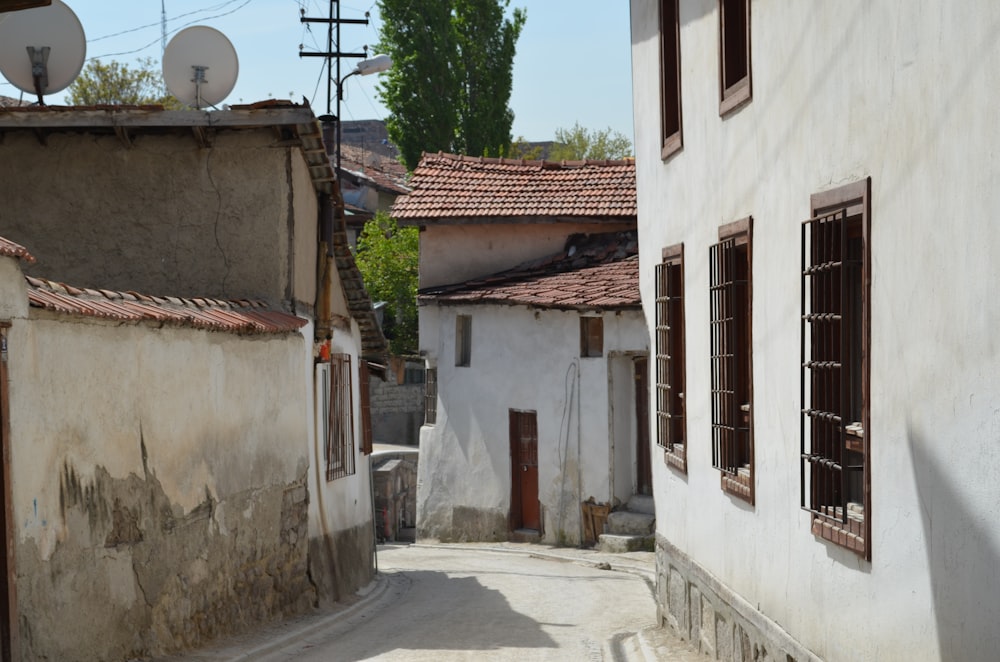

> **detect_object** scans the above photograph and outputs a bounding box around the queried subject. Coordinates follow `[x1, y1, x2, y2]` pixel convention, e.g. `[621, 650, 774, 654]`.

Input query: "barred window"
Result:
[655, 243, 686, 472]
[709, 218, 753, 503]
[319, 353, 355, 481]
[424, 367, 438, 426]
[455, 315, 472, 367]
[801, 178, 870, 559]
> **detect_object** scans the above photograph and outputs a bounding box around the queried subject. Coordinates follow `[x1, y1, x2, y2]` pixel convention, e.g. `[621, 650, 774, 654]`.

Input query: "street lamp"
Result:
[326, 53, 392, 176]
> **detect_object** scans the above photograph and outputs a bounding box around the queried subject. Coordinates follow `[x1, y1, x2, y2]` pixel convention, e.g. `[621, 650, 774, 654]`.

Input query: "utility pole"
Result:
[299, 1, 371, 174]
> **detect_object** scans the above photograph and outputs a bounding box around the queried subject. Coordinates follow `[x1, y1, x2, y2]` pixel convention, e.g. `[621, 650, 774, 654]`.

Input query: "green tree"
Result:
[355, 212, 419, 355]
[376, 0, 525, 170]
[506, 136, 544, 160]
[67, 58, 183, 108]
[548, 122, 633, 161]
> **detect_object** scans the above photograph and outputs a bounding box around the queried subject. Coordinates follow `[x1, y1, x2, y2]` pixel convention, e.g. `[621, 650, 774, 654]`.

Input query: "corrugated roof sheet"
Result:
[391, 152, 636, 223]
[419, 231, 640, 310]
[25, 276, 307, 334]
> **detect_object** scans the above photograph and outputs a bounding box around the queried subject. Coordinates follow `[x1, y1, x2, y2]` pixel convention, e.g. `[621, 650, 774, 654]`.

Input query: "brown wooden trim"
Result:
[660, 0, 684, 160]
[0, 326, 16, 661]
[661, 242, 684, 262]
[718, 0, 752, 117]
[810, 178, 870, 217]
[718, 216, 751, 242]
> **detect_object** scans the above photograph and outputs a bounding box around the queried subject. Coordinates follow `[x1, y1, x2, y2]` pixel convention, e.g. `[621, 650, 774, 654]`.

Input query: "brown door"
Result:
[509, 410, 540, 531]
[635, 357, 652, 496]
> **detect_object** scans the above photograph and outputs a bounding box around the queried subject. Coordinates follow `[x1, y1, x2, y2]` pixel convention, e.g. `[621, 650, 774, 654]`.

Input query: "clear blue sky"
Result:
[0, 1, 634, 143]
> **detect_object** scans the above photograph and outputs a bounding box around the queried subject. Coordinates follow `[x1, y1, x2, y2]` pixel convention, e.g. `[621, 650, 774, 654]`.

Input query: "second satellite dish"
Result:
[0, 0, 86, 102]
[163, 26, 239, 109]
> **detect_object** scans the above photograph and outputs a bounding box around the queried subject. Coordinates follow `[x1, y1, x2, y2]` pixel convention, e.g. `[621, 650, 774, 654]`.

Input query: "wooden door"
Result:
[635, 357, 652, 496]
[509, 410, 540, 531]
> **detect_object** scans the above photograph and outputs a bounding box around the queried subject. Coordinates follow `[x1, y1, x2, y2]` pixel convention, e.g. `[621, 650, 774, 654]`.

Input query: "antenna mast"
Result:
[161, 0, 167, 57]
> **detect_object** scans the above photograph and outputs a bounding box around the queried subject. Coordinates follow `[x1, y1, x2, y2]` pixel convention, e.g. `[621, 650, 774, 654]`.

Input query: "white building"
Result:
[393, 153, 648, 545]
[630, 2, 1000, 660]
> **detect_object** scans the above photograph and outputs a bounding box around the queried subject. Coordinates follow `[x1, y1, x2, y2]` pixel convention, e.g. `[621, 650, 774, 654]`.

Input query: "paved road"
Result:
[258, 543, 659, 662]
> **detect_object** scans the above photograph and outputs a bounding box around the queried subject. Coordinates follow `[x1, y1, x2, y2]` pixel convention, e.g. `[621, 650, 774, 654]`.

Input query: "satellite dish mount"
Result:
[0, 1, 86, 105]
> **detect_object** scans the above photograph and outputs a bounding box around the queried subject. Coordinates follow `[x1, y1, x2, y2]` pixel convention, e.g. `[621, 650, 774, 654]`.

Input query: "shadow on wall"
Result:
[909, 426, 1000, 660]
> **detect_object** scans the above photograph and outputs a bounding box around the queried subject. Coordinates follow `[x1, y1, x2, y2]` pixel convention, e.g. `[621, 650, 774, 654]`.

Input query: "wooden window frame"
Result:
[455, 314, 472, 367]
[709, 217, 753, 503]
[718, 0, 751, 116]
[655, 243, 687, 472]
[801, 178, 871, 559]
[323, 353, 356, 481]
[580, 316, 604, 358]
[660, 0, 683, 159]
[359, 360, 373, 455]
[424, 367, 438, 425]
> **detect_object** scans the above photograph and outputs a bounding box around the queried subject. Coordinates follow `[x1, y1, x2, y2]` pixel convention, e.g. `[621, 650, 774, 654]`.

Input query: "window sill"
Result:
[720, 465, 752, 502]
[719, 77, 751, 117]
[665, 443, 686, 473]
[661, 132, 683, 161]
[811, 504, 866, 557]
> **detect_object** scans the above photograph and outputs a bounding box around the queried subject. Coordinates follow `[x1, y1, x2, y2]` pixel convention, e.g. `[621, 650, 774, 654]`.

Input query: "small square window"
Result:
[455, 315, 472, 367]
[580, 317, 604, 357]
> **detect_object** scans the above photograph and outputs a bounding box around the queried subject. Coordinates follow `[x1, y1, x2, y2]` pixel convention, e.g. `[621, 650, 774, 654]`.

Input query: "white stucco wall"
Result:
[417, 222, 636, 289]
[632, 1, 1000, 660]
[416, 303, 647, 545]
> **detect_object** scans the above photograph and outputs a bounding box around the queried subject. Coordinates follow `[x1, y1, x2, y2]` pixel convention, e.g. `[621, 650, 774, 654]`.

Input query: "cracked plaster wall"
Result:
[8, 314, 313, 661]
[0, 129, 317, 310]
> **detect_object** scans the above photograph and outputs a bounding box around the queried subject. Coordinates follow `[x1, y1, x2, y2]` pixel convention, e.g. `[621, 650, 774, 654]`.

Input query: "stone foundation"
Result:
[307, 521, 376, 608]
[654, 533, 820, 662]
[16, 463, 315, 662]
[417, 505, 510, 543]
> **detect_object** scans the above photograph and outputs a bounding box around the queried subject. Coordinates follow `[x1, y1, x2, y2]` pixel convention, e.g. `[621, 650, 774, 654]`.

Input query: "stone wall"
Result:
[369, 378, 424, 446]
[655, 534, 820, 662]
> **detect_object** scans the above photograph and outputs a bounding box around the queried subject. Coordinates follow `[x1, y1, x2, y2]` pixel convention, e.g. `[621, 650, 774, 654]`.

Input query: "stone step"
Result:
[606, 510, 655, 536]
[597, 533, 654, 553]
[627, 494, 656, 516]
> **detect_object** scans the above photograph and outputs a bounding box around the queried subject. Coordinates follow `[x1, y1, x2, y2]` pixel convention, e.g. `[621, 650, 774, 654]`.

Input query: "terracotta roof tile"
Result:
[391, 152, 636, 223]
[0, 237, 35, 264]
[419, 231, 640, 311]
[26, 276, 306, 335]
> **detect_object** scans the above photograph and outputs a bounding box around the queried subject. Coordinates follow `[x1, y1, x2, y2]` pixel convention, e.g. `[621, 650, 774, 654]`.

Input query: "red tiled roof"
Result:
[25, 276, 307, 335]
[391, 152, 636, 223]
[419, 232, 640, 310]
[0, 237, 35, 263]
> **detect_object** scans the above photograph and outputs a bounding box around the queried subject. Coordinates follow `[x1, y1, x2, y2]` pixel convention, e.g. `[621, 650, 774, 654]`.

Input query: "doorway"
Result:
[509, 409, 540, 531]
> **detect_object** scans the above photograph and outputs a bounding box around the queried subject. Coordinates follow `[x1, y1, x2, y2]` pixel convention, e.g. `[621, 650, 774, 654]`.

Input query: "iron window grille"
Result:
[424, 367, 438, 425]
[321, 353, 355, 481]
[801, 178, 871, 559]
[655, 243, 687, 472]
[709, 219, 753, 502]
[455, 315, 472, 367]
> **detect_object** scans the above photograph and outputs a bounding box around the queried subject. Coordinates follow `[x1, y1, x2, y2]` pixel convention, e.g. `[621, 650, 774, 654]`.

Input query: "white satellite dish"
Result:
[162, 26, 238, 109]
[0, 0, 86, 103]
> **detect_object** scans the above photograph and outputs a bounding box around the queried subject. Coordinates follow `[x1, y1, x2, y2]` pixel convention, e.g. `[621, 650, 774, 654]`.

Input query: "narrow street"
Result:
[159, 543, 703, 662]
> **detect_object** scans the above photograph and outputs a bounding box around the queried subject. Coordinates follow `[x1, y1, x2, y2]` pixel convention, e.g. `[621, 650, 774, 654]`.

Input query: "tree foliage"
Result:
[376, 0, 526, 170]
[67, 58, 183, 108]
[548, 122, 633, 161]
[355, 212, 420, 356]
